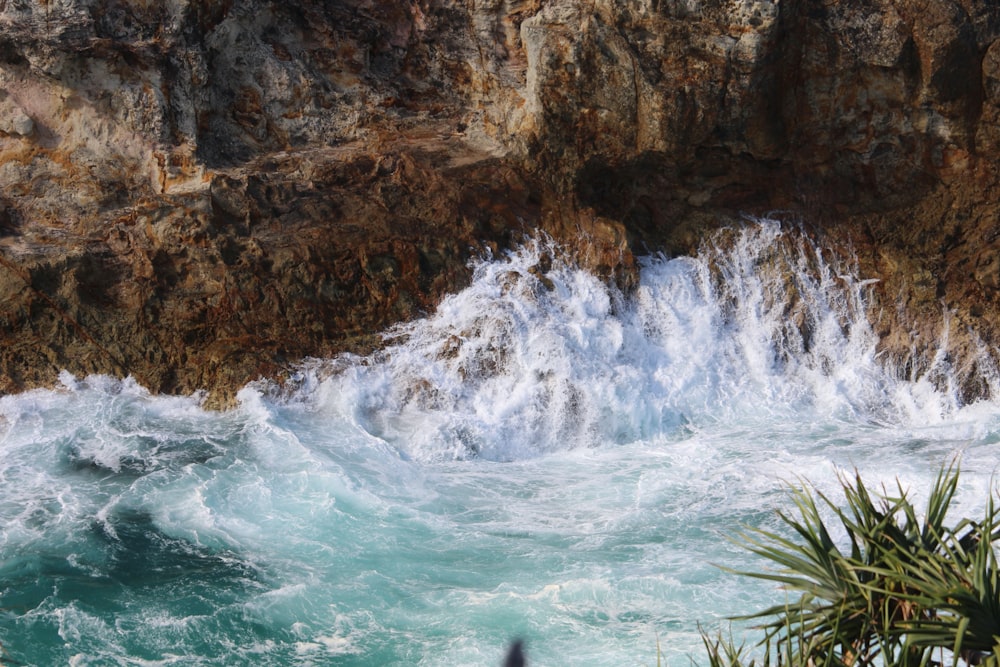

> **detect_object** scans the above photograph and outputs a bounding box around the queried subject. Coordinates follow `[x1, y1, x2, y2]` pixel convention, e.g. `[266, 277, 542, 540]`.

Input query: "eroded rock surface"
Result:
[1, 0, 999, 404]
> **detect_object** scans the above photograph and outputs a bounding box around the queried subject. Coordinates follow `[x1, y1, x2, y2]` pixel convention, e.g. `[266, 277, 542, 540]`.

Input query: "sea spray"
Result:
[288, 220, 989, 463]
[2, 220, 1000, 666]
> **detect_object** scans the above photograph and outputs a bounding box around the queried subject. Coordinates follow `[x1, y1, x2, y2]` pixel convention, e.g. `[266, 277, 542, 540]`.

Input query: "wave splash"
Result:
[3, 220, 1000, 666]
[261, 220, 994, 462]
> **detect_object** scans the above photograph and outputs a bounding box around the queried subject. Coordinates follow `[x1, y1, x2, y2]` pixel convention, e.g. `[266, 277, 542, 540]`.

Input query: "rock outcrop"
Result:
[1, 0, 999, 404]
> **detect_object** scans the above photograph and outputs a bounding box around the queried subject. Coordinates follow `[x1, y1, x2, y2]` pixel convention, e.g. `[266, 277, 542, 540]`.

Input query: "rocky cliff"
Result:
[1, 0, 998, 405]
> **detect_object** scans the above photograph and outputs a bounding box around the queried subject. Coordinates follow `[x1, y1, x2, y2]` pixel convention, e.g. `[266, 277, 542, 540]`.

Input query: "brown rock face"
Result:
[0, 132, 543, 404]
[1, 0, 999, 404]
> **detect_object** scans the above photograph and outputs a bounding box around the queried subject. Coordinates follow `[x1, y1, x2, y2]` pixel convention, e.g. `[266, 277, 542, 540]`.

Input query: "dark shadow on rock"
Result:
[0, 198, 20, 237]
[574, 150, 785, 257]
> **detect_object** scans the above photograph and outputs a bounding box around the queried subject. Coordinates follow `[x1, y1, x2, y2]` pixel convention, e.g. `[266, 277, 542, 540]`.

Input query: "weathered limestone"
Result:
[0, 0, 998, 404]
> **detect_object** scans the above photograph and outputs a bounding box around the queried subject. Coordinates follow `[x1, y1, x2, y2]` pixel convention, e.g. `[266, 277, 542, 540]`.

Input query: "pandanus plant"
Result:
[704, 463, 1000, 667]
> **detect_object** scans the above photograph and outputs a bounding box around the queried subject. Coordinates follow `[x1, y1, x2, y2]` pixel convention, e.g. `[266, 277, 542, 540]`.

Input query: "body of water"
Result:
[2, 220, 999, 665]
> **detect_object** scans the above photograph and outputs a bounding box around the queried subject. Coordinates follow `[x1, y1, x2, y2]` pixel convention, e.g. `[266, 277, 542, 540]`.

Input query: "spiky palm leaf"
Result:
[711, 463, 1000, 667]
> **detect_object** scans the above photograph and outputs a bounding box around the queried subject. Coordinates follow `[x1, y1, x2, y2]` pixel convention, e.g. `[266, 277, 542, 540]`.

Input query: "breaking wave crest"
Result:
[264, 219, 997, 462]
[3, 219, 1000, 666]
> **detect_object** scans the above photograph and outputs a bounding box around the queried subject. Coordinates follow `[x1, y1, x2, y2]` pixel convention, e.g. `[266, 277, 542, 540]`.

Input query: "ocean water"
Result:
[2, 220, 1000, 666]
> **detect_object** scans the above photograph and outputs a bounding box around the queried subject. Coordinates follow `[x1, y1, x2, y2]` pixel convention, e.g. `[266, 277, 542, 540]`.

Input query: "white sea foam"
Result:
[268, 220, 998, 465]
[3, 220, 1000, 666]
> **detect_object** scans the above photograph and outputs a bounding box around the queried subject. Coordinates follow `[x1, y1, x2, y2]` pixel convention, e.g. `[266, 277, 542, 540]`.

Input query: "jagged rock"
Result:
[0, 91, 33, 136]
[0, 0, 998, 404]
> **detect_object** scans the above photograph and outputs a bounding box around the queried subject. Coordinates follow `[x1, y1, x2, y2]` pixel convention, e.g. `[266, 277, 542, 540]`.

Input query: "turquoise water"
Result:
[2, 222, 999, 666]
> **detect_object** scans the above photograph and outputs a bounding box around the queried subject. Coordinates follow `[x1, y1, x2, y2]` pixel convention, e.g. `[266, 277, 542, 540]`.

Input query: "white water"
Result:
[2, 220, 999, 666]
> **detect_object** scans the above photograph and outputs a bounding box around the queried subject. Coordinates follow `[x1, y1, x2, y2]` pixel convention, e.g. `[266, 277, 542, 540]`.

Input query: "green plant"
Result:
[703, 464, 1000, 667]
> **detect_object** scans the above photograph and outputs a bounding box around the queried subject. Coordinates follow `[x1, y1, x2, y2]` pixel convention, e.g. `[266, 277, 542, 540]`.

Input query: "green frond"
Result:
[705, 463, 1000, 667]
